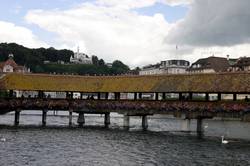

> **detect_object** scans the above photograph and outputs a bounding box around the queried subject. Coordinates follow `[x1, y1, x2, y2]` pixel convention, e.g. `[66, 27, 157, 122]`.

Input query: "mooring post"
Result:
[14, 109, 21, 126]
[69, 109, 73, 126]
[104, 113, 110, 127]
[77, 112, 85, 127]
[42, 109, 48, 126]
[142, 115, 148, 130]
[197, 117, 204, 139]
[123, 115, 130, 129]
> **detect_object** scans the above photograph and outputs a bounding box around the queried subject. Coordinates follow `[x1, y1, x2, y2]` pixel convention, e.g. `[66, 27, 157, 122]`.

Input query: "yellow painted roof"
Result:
[0, 72, 250, 93]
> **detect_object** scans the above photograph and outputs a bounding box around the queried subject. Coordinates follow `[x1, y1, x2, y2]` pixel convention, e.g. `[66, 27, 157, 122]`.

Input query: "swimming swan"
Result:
[221, 136, 229, 144]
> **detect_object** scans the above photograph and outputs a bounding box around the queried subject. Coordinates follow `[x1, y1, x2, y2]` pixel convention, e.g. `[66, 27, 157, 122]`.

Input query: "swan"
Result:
[221, 136, 229, 144]
[0, 138, 6, 142]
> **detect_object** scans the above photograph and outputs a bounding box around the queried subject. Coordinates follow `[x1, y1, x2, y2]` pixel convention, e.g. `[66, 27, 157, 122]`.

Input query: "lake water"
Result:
[0, 111, 250, 166]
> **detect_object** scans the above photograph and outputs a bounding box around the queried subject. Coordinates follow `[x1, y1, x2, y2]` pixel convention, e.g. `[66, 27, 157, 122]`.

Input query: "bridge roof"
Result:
[0, 73, 250, 93]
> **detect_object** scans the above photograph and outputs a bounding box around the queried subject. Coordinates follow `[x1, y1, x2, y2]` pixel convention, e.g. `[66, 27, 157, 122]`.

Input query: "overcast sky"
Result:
[0, 0, 249, 67]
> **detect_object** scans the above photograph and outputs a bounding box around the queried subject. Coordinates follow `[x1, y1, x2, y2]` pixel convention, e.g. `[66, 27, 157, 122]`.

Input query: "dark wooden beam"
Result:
[97, 92, 101, 100]
[162, 93, 166, 100]
[155, 92, 159, 101]
[105, 92, 109, 100]
[134, 92, 137, 100]
[233, 93, 237, 101]
[218, 93, 221, 101]
[179, 92, 182, 101]
[189, 92, 193, 100]
[138, 93, 142, 100]
[205, 93, 209, 101]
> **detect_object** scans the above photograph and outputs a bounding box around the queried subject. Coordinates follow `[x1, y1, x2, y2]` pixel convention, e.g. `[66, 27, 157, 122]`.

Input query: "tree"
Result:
[111, 60, 130, 74]
[98, 59, 105, 66]
[92, 56, 99, 66]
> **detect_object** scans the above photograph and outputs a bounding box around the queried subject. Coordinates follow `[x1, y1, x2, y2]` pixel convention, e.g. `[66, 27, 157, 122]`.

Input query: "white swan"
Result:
[0, 138, 6, 142]
[221, 136, 229, 144]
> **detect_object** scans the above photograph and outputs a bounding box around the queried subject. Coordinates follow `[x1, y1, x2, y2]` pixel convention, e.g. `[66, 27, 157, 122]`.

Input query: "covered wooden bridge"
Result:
[0, 72, 250, 137]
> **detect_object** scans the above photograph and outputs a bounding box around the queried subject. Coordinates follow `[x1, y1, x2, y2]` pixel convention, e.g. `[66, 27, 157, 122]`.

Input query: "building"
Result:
[160, 60, 190, 74]
[229, 57, 250, 72]
[187, 56, 230, 73]
[70, 47, 92, 64]
[0, 54, 29, 73]
[139, 64, 161, 75]
[139, 59, 190, 75]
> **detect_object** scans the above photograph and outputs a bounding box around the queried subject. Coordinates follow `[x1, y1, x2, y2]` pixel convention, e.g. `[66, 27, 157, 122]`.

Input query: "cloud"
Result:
[166, 0, 250, 47]
[23, 0, 250, 67]
[25, 2, 180, 67]
[0, 21, 48, 48]
[96, 0, 193, 9]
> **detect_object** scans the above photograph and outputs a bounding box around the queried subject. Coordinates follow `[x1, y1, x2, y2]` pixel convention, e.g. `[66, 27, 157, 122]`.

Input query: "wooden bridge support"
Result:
[14, 109, 21, 126]
[197, 117, 204, 139]
[217, 93, 221, 101]
[181, 119, 191, 132]
[233, 93, 237, 101]
[138, 93, 142, 100]
[42, 110, 47, 126]
[69, 110, 73, 126]
[134, 93, 137, 100]
[155, 93, 159, 101]
[162, 93, 166, 100]
[77, 112, 85, 127]
[105, 92, 109, 100]
[97, 92, 101, 100]
[142, 115, 148, 130]
[205, 93, 209, 101]
[104, 113, 110, 127]
[179, 92, 182, 100]
[123, 115, 130, 129]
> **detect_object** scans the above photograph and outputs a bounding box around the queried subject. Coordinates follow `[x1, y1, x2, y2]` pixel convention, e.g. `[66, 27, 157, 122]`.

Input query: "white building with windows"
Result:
[139, 59, 190, 75]
[70, 47, 92, 64]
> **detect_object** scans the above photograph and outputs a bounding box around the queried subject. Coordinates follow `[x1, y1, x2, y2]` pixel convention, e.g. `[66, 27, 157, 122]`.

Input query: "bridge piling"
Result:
[14, 109, 21, 126]
[77, 112, 85, 127]
[42, 110, 47, 126]
[197, 117, 204, 139]
[142, 115, 148, 130]
[181, 119, 191, 132]
[69, 110, 73, 126]
[104, 113, 110, 127]
[123, 115, 130, 129]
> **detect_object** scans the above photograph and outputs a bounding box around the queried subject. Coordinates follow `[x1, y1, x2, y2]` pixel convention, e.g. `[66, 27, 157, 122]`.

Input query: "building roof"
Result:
[142, 64, 161, 70]
[0, 72, 250, 93]
[4, 58, 18, 68]
[0, 57, 27, 72]
[232, 57, 250, 67]
[188, 56, 230, 72]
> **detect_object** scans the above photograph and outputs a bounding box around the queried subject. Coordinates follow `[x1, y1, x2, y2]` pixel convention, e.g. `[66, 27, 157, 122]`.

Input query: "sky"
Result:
[0, 0, 250, 67]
